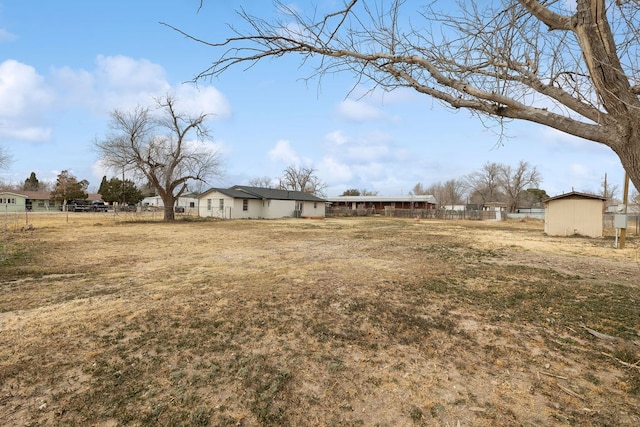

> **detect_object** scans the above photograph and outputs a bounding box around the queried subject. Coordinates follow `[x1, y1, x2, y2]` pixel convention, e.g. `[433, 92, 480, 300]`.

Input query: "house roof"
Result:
[327, 195, 438, 204]
[200, 185, 326, 202]
[544, 191, 606, 203]
[0, 190, 103, 201]
[1, 190, 51, 199]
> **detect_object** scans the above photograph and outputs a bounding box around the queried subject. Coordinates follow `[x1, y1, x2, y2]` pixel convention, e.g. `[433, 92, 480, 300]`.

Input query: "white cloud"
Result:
[50, 56, 231, 118]
[51, 66, 95, 108]
[0, 60, 54, 141]
[174, 84, 231, 119]
[2, 127, 51, 141]
[91, 159, 113, 183]
[569, 163, 590, 178]
[0, 60, 53, 116]
[325, 129, 398, 164]
[318, 157, 353, 182]
[268, 140, 300, 164]
[0, 28, 17, 42]
[91, 55, 171, 112]
[96, 55, 169, 93]
[324, 130, 349, 147]
[335, 99, 384, 121]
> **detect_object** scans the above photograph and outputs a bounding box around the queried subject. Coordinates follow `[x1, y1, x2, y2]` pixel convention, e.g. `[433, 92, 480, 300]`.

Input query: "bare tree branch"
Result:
[176, 0, 640, 191]
[278, 164, 327, 196]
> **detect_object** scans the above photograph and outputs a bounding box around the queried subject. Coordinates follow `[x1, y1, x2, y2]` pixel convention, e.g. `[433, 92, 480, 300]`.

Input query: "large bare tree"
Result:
[248, 176, 276, 188]
[95, 95, 223, 221]
[0, 146, 10, 172]
[413, 179, 466, 208]
[465, 161, 540, 210]
[172, 0, 640, 193]
[278, 164, 327, 196]
[499, 161, 541, 212]
[466, 162, 505, 205]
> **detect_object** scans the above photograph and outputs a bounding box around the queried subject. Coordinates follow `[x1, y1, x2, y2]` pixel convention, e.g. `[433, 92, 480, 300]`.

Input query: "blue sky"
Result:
[0, 1, 631, 198]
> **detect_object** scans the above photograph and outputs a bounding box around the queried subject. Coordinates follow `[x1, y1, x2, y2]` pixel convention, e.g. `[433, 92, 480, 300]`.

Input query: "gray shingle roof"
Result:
[201, 186, 326, 202]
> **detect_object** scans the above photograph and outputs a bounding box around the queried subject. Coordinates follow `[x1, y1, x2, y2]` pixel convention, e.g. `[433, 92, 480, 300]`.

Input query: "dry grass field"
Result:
[1, 212, 639, 426]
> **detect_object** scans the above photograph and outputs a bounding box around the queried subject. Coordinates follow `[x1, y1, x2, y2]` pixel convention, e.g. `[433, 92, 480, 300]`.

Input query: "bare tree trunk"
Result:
[161, 194, 176, 221]
[612, 134, 640, 195]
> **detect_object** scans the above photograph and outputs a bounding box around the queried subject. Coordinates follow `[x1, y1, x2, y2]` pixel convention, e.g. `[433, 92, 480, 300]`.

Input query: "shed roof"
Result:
[543, 191, 606, 203]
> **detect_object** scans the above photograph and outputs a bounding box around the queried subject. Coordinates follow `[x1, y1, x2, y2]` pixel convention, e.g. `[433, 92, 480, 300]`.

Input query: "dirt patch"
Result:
[1, 214, 639, 426]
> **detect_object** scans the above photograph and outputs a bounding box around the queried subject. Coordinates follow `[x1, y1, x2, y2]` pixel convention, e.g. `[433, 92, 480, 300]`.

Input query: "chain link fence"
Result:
[326, 207, 498, 220]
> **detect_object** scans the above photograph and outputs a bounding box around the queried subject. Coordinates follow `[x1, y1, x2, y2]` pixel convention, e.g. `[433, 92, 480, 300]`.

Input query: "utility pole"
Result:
[620, 173, 629, 249]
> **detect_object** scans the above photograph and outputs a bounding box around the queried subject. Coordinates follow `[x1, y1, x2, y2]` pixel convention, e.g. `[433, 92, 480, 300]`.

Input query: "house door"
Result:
[295, 201, 303, 218]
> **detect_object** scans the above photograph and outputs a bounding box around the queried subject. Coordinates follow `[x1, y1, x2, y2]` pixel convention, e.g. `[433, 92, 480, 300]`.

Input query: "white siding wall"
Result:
[198, 192, 235, 218]
[261, 199, 296, 218]
[231, 198, 264, 218]
[142, 195, 198, 212]
[197, 192, 325, 219]
[300, 201, 325, 217]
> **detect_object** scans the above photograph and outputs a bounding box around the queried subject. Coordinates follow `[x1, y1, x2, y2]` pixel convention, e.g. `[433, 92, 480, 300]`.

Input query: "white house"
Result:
[141, 192, 199, 213]
[198, 185, 326, 219]
[0, 191, 103, 212]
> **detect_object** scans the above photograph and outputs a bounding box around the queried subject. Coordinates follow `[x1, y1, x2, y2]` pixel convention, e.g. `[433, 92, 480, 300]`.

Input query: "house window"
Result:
[38, 201, 45, 207]
[314, 202, 317, 209]
[189, 202, 195, 208]
[243, 199, 248, 211]
[207, 199, 212, 211]
[48, 200, 55, 207]
[219, 199, 224, 210]
[1, 197, 16, 204]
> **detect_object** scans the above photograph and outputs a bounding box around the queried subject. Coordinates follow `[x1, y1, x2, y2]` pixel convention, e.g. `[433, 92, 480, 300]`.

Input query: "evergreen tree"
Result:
[99, 177, 144, 204]
[23, 172, 40, 191]
[98, 176, 109, 199]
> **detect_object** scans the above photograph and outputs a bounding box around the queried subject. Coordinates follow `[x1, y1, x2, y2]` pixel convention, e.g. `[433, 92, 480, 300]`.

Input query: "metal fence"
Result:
[326, 207, 498, 220]
[603, 213, 640, 234]
[327, 208, 640, 234]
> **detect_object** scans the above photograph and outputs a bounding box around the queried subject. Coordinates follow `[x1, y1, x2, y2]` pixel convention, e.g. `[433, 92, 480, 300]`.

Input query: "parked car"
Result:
[66, 199, 90, 212]
[90, 200, 109, 212]
[117, 203, 138, 212]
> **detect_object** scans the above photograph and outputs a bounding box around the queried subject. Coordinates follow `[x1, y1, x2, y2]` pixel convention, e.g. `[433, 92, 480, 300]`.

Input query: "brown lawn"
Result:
[1, 212, 639, 426]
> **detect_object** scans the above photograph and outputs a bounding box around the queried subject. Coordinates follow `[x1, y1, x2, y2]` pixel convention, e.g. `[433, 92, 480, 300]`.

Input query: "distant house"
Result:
[198, 185, 326, 219]
[141, 193, 199, 213]
[327, 195, 437, 214]
[543, 191, 606, 237]
[0, 190, 60, 212]
[482, 201, 508, 221]
[0, 191, 104, 213]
